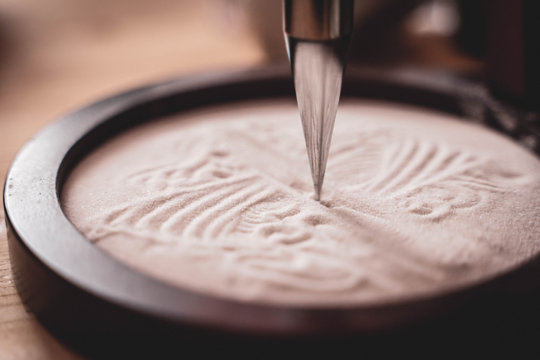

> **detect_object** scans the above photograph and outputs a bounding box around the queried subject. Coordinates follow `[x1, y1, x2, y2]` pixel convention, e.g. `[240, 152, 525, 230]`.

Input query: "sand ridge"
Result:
[62, 100, 540, 306]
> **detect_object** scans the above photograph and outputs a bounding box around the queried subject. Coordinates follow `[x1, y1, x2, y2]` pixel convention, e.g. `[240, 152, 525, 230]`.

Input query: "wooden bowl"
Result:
[4, 66, 540, 357]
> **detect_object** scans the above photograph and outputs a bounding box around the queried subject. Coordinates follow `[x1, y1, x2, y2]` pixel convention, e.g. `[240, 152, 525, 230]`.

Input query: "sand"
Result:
[61, 99, 540, 306]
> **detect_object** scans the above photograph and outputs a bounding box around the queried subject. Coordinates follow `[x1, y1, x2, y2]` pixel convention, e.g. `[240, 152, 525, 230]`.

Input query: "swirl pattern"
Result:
[63, 100, 540, 305]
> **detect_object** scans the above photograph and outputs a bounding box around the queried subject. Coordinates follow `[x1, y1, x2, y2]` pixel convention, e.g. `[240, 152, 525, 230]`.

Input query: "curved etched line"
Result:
[401, 147, 459, 193]
[395, 151, 481, 199]
[367, 140, 418, 192]
[161, 178, 253, 234]
[416, 150, 473, 186]
[103, 206, 131, 224]
[208, 188, 276, 238]
[193, 181, 267, 239]
[450, 177, 503, 192]
[134, 192, 205, 230]
[98, 177, 252, 230]
[380, 142, 438, 194]
[133, 175, 258, 229]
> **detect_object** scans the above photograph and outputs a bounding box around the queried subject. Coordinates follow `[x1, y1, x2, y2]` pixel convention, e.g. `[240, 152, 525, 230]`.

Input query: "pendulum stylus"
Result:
[284, 0, 353, 200]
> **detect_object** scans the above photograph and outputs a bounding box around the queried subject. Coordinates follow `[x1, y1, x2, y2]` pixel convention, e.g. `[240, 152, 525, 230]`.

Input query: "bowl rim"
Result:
[4, 65, 540, 340]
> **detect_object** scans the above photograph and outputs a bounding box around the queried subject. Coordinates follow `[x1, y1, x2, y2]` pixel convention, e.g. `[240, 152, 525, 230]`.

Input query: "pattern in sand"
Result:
[62, 100, 540, 306]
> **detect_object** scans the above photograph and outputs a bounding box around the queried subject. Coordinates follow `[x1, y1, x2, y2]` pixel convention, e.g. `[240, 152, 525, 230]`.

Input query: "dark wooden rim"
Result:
[4, 66, 540, 345]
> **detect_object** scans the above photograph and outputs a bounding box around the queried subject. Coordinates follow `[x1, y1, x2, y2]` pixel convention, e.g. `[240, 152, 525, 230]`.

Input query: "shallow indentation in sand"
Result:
[62, 100, 540, 306]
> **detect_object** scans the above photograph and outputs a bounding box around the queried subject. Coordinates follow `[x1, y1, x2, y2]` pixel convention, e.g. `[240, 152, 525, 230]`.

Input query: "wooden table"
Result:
[0, 1, 263, 358]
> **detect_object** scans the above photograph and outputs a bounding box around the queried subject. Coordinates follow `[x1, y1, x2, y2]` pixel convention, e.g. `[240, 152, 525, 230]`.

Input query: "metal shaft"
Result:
[284, 0, 353, 201]
[284, 0, 353, 40]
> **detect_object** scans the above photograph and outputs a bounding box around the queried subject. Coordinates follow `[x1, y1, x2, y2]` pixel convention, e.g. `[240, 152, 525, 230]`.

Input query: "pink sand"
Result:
[62, 100, 540, 306]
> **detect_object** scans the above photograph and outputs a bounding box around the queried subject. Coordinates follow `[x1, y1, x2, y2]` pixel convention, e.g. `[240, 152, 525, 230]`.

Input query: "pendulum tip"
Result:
[313, 181, 322, 201]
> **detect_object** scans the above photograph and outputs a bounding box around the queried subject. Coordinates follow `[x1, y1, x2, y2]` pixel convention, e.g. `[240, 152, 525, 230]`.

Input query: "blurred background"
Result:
[0, 0, 489, 358]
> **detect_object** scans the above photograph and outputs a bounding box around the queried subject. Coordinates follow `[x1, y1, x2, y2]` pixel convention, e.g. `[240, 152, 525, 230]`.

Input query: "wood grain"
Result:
[0, 0, 262, 358]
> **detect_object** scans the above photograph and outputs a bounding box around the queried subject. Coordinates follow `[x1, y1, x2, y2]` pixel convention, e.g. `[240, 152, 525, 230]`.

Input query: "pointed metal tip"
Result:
[289, 37, 348, 204]
[314, 181, 322, 201]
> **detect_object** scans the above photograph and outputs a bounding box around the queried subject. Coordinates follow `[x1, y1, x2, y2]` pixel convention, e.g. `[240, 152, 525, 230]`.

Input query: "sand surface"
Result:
[62, 100, 540, 306]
